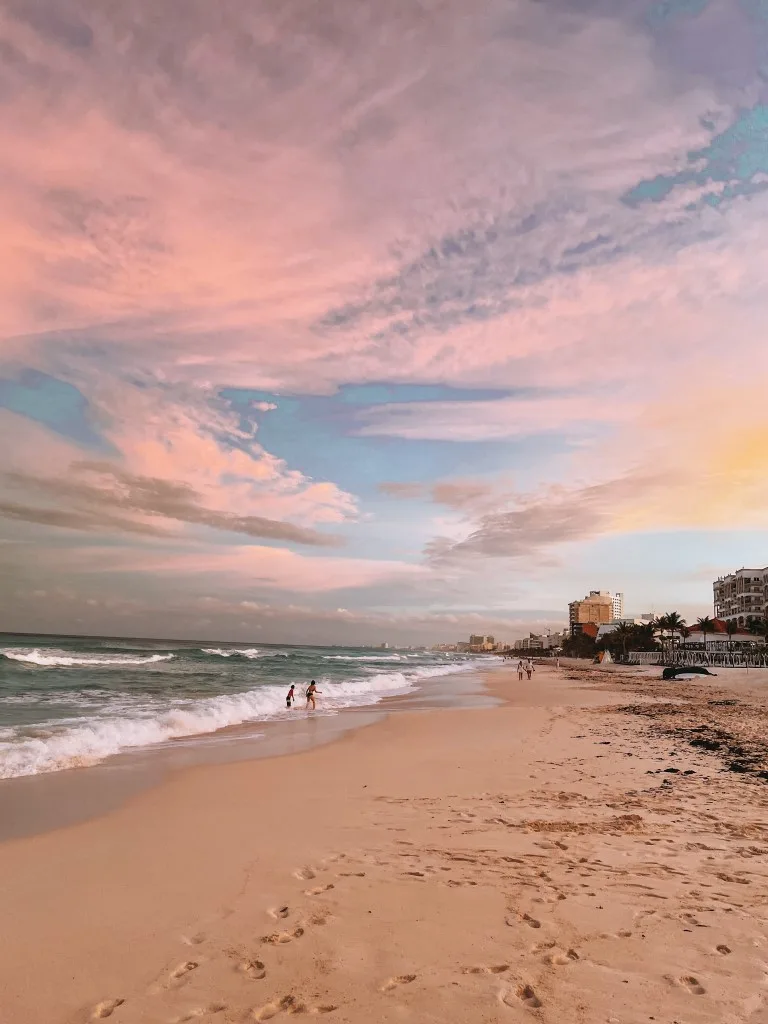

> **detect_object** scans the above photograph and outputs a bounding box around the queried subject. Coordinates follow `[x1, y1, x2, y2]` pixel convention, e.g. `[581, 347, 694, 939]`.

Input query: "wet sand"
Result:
[1, 661, 767, 1024]
[0, 666, 495, 841]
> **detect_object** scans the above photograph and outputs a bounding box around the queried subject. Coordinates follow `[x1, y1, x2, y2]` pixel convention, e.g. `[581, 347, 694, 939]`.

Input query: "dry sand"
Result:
[1, 662, 767, 1024]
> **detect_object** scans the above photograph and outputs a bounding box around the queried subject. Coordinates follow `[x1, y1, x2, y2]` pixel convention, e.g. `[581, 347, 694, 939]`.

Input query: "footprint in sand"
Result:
[531, 940, 556, 954]
[182, 933, 206, 947]
[501, 984, 542, 1010]
[174, 1004, 226, 1022]
[254, 994, 302, 1019]
[463, 965, 509, 975]
[381, 974, 417, 993]
[238, 958, 267, 980]
[510, 913, 541, 929]
[262, 926, 305, 945]
[546, 949, 579, 965]
[716, 944, 732, 955]
[293, 867, 316, 881]
[338, 871, 366, 878]
[170, 962, 199, 984]
[253, 996, 336, 1019]
[681, 976, 706, 995]
[91, 999, 125, 1019]
[305, 884, 335, 897]
[268, 906, 291, 920]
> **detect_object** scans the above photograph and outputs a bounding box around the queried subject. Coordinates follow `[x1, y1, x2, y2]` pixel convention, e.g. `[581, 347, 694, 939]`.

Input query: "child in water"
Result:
[286, 684, 296, 709]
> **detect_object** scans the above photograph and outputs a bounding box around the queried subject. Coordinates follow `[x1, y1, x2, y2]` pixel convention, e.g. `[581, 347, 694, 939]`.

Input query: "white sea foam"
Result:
[322, 653, 404, 662]
[0, 648, 174, 668]
[0, 661, 477, 778]
[201, 647, 287, 659]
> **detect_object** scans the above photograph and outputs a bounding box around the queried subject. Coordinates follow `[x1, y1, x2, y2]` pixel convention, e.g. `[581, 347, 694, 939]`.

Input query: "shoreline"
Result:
[0, 663, 498, 842]
[1, 661, 766, 1024]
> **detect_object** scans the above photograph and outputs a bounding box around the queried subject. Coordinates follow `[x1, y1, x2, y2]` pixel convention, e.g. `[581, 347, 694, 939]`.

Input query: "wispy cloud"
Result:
[426, 474, 668, 563]
[1, 463, 343, 546]
[357, 392, 632, 441]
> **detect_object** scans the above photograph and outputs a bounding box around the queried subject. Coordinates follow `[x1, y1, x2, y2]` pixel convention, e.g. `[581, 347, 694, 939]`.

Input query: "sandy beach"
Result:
[1, 661, 767, 1024]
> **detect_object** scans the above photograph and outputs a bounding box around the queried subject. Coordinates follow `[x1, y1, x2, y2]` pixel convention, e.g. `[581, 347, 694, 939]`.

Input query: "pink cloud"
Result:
[0, 0, 726, 397]
[357, 392, 634, 441]
[43, 542, 425, 594]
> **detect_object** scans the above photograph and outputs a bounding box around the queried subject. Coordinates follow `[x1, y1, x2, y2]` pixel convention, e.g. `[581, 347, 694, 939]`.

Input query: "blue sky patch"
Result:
[623, 104, 768, 208]
[647, 0, 712, 27]
[0, 369, 112, 451]
[221, 385, 573, 501]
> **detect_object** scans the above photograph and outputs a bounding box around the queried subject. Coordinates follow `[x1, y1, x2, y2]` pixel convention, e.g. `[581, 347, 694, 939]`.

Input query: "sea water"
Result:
[0, 634, 479, 778]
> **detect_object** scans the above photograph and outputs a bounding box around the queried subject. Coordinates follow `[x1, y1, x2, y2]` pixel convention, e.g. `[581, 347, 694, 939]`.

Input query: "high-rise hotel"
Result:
[713, 568, 768, 625]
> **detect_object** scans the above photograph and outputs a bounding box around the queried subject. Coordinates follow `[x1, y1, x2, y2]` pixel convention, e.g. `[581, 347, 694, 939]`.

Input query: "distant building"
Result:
[514, 630, 566, 652]
[612, 593, 625, 619]
[596, 618, 647, 639]
[379, 642, 389, 649]
[469, 634, 494, 647]
[468, 634, 496, 651]
[569, 592, 614, 635]
[714, 568, 767, 626]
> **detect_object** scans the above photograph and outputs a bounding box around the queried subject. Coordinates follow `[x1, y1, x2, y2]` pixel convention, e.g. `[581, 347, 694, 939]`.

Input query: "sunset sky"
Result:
[2, 0, 768, 644]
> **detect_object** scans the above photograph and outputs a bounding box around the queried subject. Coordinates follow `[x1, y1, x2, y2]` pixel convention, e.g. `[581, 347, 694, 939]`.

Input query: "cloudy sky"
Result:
[1, 0, 767, 644]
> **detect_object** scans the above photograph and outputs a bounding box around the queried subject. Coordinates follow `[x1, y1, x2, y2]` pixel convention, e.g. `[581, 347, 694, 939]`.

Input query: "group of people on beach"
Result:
[517, 659, 535, 680]
[285, 680, 321, 711]
[287, 657, 538, 714]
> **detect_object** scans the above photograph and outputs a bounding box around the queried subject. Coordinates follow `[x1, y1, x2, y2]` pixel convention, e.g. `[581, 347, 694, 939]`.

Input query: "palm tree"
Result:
[653, 614, 670, 662]
[663, 611, 687, 663]
[637, 622, 659, 651]
[696, 616, 716, 653]
[612, 623, 636, 661]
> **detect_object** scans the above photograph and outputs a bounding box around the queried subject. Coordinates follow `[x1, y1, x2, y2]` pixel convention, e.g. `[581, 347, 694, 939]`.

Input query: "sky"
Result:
[1, 0, 768, 645]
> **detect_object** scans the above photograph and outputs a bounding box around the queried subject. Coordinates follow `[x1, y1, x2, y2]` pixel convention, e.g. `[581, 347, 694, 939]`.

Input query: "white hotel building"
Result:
[713, 567, 768, 626]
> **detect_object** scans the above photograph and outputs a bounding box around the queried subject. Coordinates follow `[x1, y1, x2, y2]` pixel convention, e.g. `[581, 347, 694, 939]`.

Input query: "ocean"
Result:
[0, 634, 480, 780]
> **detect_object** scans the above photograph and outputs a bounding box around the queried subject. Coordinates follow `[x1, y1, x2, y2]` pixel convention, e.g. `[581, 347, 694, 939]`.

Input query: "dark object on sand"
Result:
[662, 665, 717, 680]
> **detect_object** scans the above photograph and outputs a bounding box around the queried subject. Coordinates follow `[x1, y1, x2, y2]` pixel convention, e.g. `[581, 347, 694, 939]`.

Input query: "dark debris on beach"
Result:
[577, 667, 768, 783]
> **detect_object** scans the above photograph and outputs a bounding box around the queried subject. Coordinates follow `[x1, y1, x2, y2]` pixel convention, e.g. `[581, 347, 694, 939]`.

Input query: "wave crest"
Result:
[0, 649, 174, 668]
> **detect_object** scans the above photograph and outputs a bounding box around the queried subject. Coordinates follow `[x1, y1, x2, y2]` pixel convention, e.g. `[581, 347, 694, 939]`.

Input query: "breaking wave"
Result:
[0, 662, 476, 779]
[0, 649, 174, 668]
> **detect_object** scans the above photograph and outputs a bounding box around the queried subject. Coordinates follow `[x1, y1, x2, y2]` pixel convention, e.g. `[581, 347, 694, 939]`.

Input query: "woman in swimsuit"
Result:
[305, 680, 321, 710]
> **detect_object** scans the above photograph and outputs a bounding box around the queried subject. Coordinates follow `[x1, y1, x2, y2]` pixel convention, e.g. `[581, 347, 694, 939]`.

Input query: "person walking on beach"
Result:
[525, 659, 535, 680]
[305, 679, 321, 710]
[517, 660, 525, 681]
[286, 684, 296, 710]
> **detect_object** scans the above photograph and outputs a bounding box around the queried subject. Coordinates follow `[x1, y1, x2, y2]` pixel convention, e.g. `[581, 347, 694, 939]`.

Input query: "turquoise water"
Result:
[0, 634, 479, 778]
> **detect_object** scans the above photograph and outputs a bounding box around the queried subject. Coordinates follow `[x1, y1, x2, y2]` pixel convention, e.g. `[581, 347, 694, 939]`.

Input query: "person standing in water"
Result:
[305, 679, 321, 710]
[286, 684, 296, 710]
[517, 660, 525, 681]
